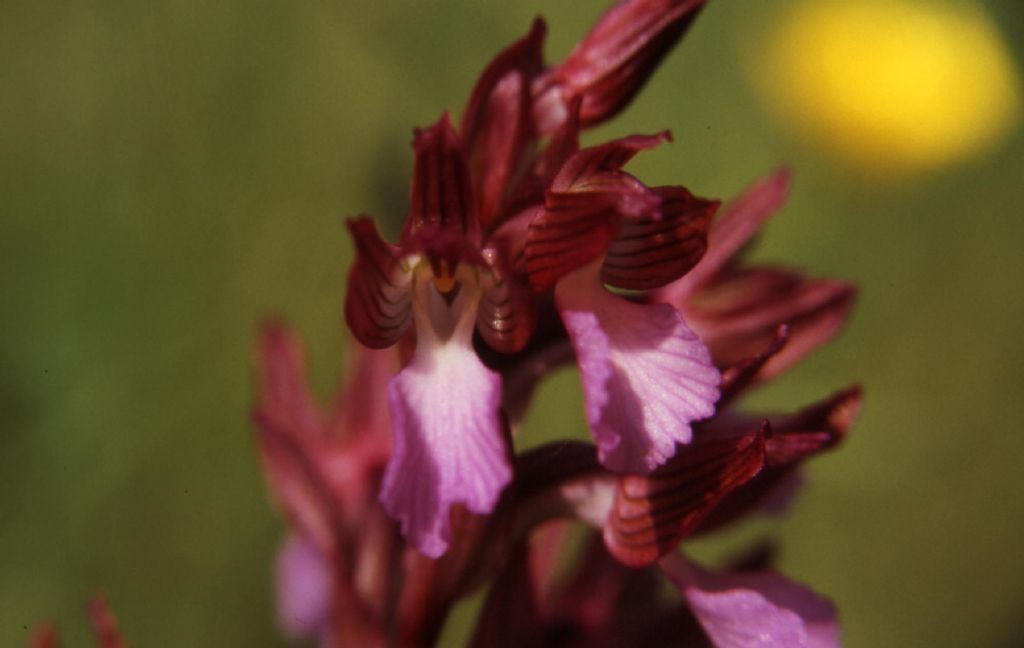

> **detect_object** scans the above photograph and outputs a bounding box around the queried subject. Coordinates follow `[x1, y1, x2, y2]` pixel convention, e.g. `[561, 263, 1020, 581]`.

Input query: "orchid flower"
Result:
[524, 132, 721, 473]
[343, 115, 525, 559]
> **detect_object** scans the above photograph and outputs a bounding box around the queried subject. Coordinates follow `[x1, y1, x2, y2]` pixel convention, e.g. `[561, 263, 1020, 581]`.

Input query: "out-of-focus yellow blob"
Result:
[750, 0, 1022, 174]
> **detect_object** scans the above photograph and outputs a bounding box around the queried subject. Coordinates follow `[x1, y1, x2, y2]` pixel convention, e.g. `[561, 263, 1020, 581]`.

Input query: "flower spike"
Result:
[39, 1, 866, 645]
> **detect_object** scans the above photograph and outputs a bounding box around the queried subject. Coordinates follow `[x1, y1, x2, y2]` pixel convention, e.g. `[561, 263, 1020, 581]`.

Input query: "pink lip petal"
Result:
[381, 340, 511, 558]
[556, 263, 720, 474]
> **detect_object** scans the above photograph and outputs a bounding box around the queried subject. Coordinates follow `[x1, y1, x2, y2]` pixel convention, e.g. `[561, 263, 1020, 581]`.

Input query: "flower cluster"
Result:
[254, 1, 861, 646]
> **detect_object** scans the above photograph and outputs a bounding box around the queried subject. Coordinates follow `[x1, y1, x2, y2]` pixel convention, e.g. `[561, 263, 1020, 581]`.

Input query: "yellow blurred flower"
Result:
[749, 0, 1022, 174]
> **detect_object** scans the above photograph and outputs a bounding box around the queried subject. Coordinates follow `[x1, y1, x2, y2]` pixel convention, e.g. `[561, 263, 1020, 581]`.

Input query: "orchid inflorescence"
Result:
[257, 1, 861, 646]
[252, 2, 861, 647]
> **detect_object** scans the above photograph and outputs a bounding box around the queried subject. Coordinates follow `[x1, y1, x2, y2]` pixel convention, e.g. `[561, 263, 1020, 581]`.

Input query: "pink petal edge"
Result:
[662, 553, 841, 648]
[276, 533, 332, 642]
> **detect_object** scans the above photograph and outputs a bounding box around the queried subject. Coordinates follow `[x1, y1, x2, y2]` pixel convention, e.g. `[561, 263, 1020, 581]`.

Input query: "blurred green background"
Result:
[3, 1, 1023, 646]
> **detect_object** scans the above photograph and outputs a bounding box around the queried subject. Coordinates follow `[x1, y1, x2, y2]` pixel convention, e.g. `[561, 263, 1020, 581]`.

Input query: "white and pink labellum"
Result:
[379, 263, 512, 558]
[557, 261, 720, 474]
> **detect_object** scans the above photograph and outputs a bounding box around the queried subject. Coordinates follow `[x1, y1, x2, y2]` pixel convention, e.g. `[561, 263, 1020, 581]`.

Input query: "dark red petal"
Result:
[401, 113, 480, 246]
[477, 249, 537, 353]
[501, 97, 584, 218]
[705, 169, 789, 273]
[477, 440, 614, 532]
[602, 186, 717, 290]
[461, 19, 546, 229]
[536, 96, 582, 182]
[525, 134, 667, 290]
[551, 131, 669, 191]
[718, 325, 789, 406]
[525, 190, 625, 291]
[760, 280, 857, 381]
[475, 209, 538, 353]
[694, 387, 862, 534]
[765, 386, 862, 466]
[604, 423, 766, 567]
[480, 280, 575, 424]
[539, 0, 706, 130]
[685, 267, 856, 376]
[511, 440, 606, 501]
[344, 217, 412, 349]
[87, 593, 126, 648]
[486, 206, 536, 277]
[497, 96, 585, 214]
[255, 322, 321, 439]
[253, 324, 343, 552]
[660, 169, 790, 300]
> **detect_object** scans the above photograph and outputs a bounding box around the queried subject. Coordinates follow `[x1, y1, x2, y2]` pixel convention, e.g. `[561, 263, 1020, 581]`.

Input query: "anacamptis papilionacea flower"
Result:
[253, 1, 862, 647]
